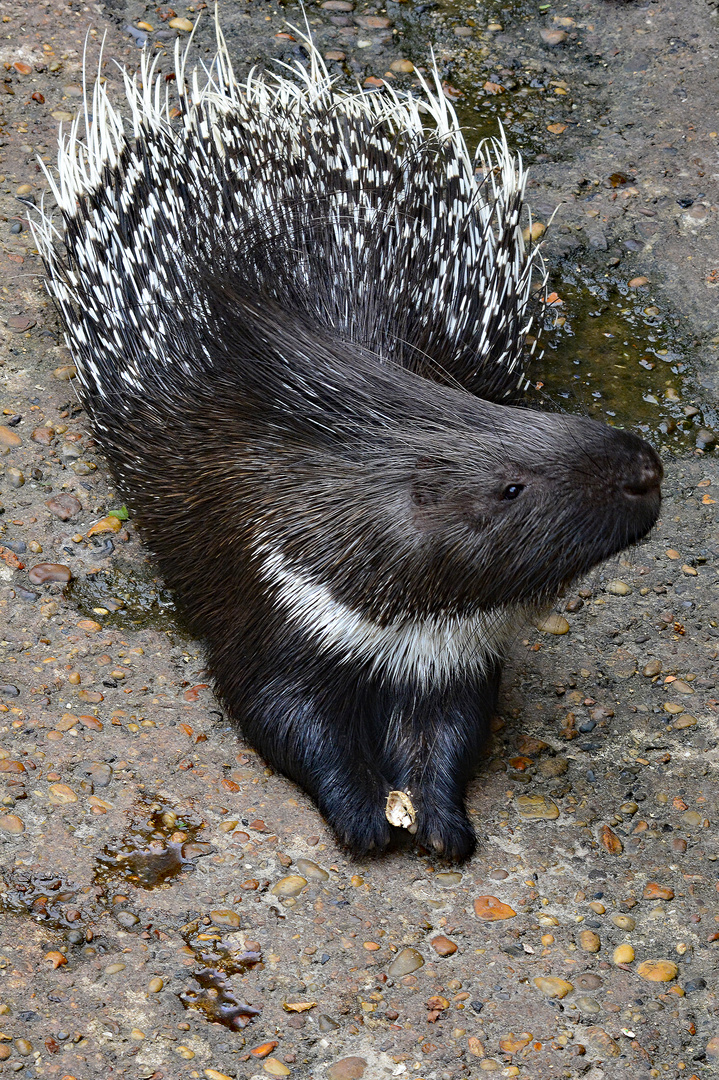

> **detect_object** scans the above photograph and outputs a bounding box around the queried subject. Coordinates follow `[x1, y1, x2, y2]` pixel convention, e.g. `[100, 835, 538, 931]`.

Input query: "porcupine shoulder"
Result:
[33, 25, 662, 859]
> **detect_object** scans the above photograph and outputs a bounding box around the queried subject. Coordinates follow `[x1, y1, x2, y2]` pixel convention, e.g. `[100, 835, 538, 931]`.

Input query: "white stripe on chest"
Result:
[256, 545, 520, 686]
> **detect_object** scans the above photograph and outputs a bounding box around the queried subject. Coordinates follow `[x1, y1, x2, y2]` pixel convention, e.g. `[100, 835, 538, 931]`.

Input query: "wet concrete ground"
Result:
[0, 1, 718, 1078]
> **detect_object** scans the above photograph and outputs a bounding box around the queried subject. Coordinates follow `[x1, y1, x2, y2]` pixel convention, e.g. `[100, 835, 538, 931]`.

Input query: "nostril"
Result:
[623, 455, 663, 498]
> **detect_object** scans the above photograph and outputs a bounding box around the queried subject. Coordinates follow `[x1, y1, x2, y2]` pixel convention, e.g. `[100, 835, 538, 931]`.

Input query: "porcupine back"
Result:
[34, 23, 541, 419]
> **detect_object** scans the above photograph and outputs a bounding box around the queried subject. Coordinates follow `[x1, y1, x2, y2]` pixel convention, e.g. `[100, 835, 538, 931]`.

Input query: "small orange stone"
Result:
[250, 1041, 279, 1059]
[467, 1036, 485, 1057]
[45, 951, 67, 969]
[78, 714, 103, 731]
[430, 935, 458, 956]
[473, 896, 517, 921]
[87, 515, 122, 536]
[500, 1032, 533, 1053]
[643, 882, 674, 900]
[599, 825, 623, 854]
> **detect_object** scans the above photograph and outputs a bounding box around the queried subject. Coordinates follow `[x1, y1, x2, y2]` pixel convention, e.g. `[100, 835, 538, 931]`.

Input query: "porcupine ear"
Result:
[410, 457, 450, 509]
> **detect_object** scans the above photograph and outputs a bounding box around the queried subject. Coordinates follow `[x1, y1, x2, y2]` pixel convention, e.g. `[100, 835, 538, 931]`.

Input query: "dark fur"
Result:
[73, 279, 661, 859]
[44, 91, 663, 860]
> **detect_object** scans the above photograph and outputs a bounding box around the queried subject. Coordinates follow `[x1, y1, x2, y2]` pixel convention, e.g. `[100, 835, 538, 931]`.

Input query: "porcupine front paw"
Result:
[315, 780, 392, 857]
[414, 802, 477, 862]
[327, 798, 392, 856]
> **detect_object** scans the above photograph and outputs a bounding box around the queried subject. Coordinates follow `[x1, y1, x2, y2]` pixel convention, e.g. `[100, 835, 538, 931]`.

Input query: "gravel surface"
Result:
[0, 1, 717, 1078]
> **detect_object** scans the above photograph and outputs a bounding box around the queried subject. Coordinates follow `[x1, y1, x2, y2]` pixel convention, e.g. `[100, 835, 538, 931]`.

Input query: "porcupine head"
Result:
[33, 23, 663, 860]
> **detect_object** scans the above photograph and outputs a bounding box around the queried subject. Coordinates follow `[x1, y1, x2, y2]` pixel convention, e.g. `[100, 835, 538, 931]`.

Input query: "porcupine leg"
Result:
[226, 667, 393, 856]
[388, 665, 502, 861]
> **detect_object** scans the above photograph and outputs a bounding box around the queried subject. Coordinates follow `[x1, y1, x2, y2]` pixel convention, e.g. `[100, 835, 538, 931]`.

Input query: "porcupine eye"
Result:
[501, 484, 525, 501]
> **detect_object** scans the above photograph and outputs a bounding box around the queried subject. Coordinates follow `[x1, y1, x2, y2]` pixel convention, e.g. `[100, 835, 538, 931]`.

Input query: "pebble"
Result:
[606, 579, 631, 595]
[148, 977, 163, 993]
[681, 810, 702, 827]
[317, 1015, 340, 1032]
[251, 1042, 279, 1059]
[116, 911, 139, 927]
[536, 613, 569, 635]
[168, 16, 193, 31]
[0, 426, 22, 448]
[539, 28, 567, 45]
[5, 466, 24, 488]
[271, 875, 307, 897]
[579, 930, 601, 952]
[262, 1059, 291, 1077]
[105, 963, 126, 975]
[643, 882, 674, 900]
[210, 909, 241, 928]
[583, 1026, 620, 1057]
[295, 858, 329, 881]
[0, 1047, 10, 1061]
[696, 429, 716, 450]
[0, 814, 24, 834]
[387, 948, 424, 976]
[79, 761, 112, 787]
[87, 514, 122, 536]
[516, 794, 559, 820]
[599, 825, 623, 854]
[205, 1071, 234, 1080]
[28, 562, 71, 585]
[612, 915, 636, 931]
[15, 1039, 32, 1056]
[48, 783, 78, 805]
[45, 494, 82, 520]
[613, 944, 635, 964]
[177, 1045, 195, 1059]
[324, 1059, 367, 1080]
[575, 996, 601, 1013]
[643, 658, 662, 676]
[431, 935, 458, 956]
[473, 896, 517, 921]
[637, 959, 678, 982]
[435, 871, 462, 886]
[538, 756, 568, 778]
[533, 977, 573, 998]
[53, 364, 77, 381]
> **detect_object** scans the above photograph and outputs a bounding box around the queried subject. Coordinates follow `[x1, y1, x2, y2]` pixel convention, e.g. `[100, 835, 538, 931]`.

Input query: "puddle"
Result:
[179, 967, 261, 1031]
[1, 871, 93, 929]
[94, 801, 214, 890]
[389, 0, 576, 155]
[181, 918, 263, 978]
[527, 269, 704, 450]
[66, 563, 178, 632]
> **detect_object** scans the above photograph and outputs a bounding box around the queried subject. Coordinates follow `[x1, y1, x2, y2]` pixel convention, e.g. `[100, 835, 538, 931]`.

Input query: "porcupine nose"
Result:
[622, 442, 663, 499]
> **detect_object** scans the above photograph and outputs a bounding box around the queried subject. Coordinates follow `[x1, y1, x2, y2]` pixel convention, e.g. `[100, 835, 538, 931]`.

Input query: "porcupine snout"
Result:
[620, 439, 663, 499]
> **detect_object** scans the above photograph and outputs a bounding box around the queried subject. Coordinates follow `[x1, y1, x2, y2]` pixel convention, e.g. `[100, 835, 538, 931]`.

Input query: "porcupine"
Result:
[33, 24, 662, 860]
